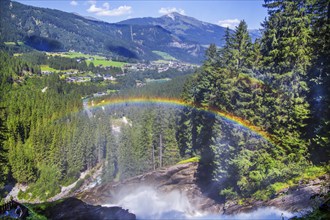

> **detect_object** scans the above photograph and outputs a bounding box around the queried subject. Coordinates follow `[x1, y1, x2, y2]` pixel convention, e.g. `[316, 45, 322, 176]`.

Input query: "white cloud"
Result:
[98, 6, 132, 16]
[217, 19, 240, 29]
[87, 4, 103, 13]
[70, 0, 78, 6]
[87, 2, 132, 17]
[102, 2, 110, 10]
[158, 7, 185, 15]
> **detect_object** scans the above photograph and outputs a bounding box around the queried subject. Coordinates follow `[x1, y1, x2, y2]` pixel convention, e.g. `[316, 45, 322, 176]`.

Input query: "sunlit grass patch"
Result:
[177, 156, 200, 164]
[86, 59, 126, 67]
[253, 165, 327, 201]
[300, 166, 327, 180]
[46, 52, 126, 67]
[270, 182, 291, 193]
[4, 41, 16, 45]
[153, 50, 177, 60]
[40, 65, 58, 72]
[4, 41, 24, 46]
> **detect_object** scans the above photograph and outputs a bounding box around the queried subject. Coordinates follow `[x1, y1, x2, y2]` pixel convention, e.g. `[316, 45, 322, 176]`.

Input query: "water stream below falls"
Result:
[103, 186, 298, 220]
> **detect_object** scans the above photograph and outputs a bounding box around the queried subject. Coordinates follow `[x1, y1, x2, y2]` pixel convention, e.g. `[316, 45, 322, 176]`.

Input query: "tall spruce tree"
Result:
[308, 0, 330, 163]
[232, 20, 253, 71]
[261, 0, 312, 161]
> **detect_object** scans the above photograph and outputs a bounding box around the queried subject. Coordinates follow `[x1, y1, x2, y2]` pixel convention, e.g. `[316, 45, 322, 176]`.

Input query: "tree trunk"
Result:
[159, 134, 162, 168]
[152, 144, 155, 170]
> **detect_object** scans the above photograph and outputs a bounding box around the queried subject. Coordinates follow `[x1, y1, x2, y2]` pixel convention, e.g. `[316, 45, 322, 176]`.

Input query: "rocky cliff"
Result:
[79, 162, 329, 215]
[34, 198, 136, 220]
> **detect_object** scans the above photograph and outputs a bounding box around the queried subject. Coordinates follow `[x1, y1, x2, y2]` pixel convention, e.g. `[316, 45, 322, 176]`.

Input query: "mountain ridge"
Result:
[119, 12, 229, 47]
[0, 0, 205, 63]
[0, 0, 260, 63]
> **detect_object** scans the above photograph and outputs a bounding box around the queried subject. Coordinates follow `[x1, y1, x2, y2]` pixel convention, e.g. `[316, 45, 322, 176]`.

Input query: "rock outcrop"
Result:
[79, 162, 223, 213]
[41, 198, 136, 220]
[79, 162, 329, 215]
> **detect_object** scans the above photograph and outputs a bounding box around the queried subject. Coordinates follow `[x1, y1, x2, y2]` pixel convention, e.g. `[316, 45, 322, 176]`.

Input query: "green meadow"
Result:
[152, 50, 177, 61]
[47, 52, 126, 67]
[86, 59, 126, 68]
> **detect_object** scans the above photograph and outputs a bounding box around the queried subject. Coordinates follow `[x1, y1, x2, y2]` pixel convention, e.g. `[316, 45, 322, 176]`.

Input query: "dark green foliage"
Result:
[24, 36, 63, 52]
[0, 0, 328, 204]
[106, 45, 137, 59]
[0, 49, 187, 199]
[0, 51, 116, 199]
[0, 107, 8, 188]
[178, 0, 328, 201]
[106, 104, 182, 180]
[307, 0, 330, 163]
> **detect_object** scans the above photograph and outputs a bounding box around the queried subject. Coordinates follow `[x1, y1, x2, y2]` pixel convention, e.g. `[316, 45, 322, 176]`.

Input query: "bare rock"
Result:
[41, 197, 135, 220]
[78, 163, 329, 216]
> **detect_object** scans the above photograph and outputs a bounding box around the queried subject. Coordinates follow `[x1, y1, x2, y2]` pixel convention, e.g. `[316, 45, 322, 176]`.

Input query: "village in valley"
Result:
[40, 52, 198, 85]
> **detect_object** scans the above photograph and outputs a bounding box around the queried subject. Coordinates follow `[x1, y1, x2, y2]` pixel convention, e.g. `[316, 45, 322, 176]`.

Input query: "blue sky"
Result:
[15, 0, 268, 29]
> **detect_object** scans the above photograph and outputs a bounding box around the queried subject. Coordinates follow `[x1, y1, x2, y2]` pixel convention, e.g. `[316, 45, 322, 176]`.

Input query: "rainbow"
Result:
[88, 97, 273, 143]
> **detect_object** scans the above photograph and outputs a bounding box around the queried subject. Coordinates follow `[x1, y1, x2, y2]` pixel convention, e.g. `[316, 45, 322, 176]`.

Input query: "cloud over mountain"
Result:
[87, 2, 132, 17]
[217, 19, 240, 29]
[70, 1, 78, 6]
[159, 7, 185, 15]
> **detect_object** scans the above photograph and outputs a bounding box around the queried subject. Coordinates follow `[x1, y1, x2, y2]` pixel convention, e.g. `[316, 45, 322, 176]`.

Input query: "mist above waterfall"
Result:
[108, 186, 194, 219]
[103, 186, 297, 220]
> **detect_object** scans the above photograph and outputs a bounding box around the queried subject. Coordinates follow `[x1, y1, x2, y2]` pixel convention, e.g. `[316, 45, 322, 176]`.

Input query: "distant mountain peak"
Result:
[166, 13, 176, 21]
[119, 12, 229, 47]
[163, 12, 185, 20]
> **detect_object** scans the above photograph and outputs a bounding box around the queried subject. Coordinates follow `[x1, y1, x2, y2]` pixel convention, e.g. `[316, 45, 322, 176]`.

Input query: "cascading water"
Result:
[103, 186, 297, 220]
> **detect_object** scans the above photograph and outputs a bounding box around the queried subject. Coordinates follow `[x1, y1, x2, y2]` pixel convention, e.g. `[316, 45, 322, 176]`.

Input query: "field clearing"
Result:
[4, 41, 24, 46]
[152, 50, 177, 61]
[146, 78, 171, 84]
[46, 52, 126, 67]
[40, 65, 80, 73]
[66, 52, 106, 60]
[40, 65, 58, 72]
[46, 52, 103, 59]
[86, 59, 126, 68]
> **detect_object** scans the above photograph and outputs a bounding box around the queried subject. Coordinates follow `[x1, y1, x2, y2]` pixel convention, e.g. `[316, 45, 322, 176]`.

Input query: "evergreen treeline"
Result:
[178, 0, 329, 200]
[101, 105, 181, 182]
[0, 0, 329, 205]
[0, 51, 184, 201]
[0, 52, 114, 200]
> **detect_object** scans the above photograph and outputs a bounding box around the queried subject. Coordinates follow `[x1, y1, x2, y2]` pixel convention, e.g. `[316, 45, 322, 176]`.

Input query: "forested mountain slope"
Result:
[119, 12, 228, 47]
[0, 0, 204, 63]
[120, 12, 262, 46]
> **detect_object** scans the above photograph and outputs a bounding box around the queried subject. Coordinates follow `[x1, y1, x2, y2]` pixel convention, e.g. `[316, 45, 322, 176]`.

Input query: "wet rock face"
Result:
[43, 198, 136, 220]
[79, 162, 224, 214]
[79, 162, 329, 215]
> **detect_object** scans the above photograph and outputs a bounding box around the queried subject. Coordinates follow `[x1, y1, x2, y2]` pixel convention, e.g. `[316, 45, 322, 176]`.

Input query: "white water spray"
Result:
[103, 186, 297, 220]
[106, 186, 194, 219]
